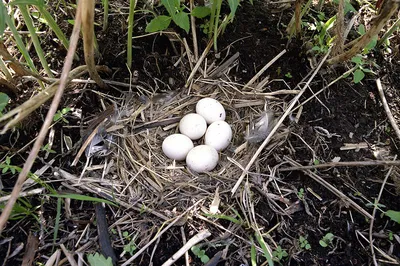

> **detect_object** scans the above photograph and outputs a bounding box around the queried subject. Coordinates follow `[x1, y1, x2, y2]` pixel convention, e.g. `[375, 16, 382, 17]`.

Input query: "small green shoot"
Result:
[350, 55, 375, 84]
[124, 238, 137, 255]
[191, 245, 210, 264]
[285, 72, 292, 79]
[272, 245, 288, 262]
[0, 156, 20, 175]
[41, 143, 56, 154]
[299, 236, 311, 250]
[53, 107, 72, 123]
[319, 233, 334, 248]
[255, 232, 274, 266]
[297, 188, 305, 200]
[87, 253, 113, 266]
[146, 0, 190, 33]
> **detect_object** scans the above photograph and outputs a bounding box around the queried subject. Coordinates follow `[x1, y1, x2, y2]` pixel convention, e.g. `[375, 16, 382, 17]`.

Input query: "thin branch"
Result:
[376, 78, 400, 142]
[279, 160, 400, 171]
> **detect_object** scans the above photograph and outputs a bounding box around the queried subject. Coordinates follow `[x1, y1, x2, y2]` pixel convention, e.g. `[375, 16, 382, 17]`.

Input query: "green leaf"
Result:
[200, 255, 210, 263]
[351, 56, 363, 65]
[305, 243, 311, 250]
[0, 93, 9, 113]
[161, 0, 180, 17]
[191, 246, 201, 256]
[319, 240, 328, 247]
[2, 167, 8, 174]
[251, 242, 257, 266]
[191, 6, 211, 18]
[363, 35, 377, 53]
[255, 233, 274, 266]
[0, 2, 6, 38]
[10, 167, 16, 175]
[358, 24, 366, 35]
[48, 194, 118, 207]
[385, 210, 400, 224]
[9, 0, 40, 5]
[172, 12, 190, 33]
[227, 0, 239, 20]
[353, 69, 365, 84]
[145, 16, 171, 32]
[87, 253, 113, 266]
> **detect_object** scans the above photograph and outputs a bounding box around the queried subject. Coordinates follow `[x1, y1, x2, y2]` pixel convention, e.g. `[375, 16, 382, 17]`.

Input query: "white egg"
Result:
[162, 134, 194, 161]
[186, 145, 219, 173]
[179, 113, 207, 140]
[196, 98, 226, 124]
[204, 121, 232, 151]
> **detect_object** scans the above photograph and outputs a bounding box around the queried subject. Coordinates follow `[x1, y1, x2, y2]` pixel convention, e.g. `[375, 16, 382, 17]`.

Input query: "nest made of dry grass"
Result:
[56, 55, 302, 264]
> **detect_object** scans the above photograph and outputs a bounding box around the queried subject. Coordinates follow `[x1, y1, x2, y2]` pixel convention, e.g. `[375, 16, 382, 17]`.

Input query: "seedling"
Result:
[285, 72, 292, 79]
[350, 55, 375, 84]
[191, 245, 210, 264]
[53, 107, 72, 123]
[319, 233, 334, 248]
[272, 245, 288, 262]
[297, 188, 305, 200]
[299, 236, 311, 250]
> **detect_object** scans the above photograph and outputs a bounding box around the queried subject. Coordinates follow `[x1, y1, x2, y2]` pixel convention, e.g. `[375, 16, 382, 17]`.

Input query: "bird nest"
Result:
[56, 54, 299, 264]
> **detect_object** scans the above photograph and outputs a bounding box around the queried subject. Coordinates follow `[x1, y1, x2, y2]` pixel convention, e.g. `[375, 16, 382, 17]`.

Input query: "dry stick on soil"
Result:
[231, 50, 331, 195]
[332, 0, 345, 56]
[121, 199, 203, 266]
[369, 156, 396, 266]
[294, 0, 304, 37]
[284, 156, 374, 219]
[376, 78, 400, 142]
[0, 1, 83, 233]
[81, 0, 107, 89]
[327, 1, 399, 65]
[162, 230, 211, 266]
[244, 49, 287, 90]
[279, 160, 400, 171]
[190, 0, 199, 61]
[21, 231, 39, 266]
[60, 244, 78, 266]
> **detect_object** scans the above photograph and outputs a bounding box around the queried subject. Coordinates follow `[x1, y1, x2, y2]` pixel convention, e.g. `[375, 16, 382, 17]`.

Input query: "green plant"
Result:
[127, 0, 137, 68]
[297, 188, 305, 200]
[349, 55, 375, 84]
[272, 245, 288, 262]
[53, 107, 72, 123]
[285, 72, 292, 78]
[0, 92, 9, 116]
[191, 245, 210, 264]
[384, 210, 400, 224]
[87, 253, 113, 266]
[146, 0, 191, 33]
[299, 236, 311, 250]
[0, 156, 21, 175]
[124, 238, 137, 255]
[0, 197, 39, 221]
[309, 13, 336, 54]
[319, 233, 334, 247]
[41, 143, 56, 154]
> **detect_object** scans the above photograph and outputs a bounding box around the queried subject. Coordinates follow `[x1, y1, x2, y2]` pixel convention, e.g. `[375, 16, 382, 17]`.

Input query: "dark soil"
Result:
[1, 0, 400, 266]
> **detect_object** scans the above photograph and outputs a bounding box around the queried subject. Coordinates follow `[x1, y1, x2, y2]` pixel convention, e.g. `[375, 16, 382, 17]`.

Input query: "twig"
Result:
[284, 156, 373, 219]
[44, 249, 60, 266]
[60, 244, 78, 266]
[244, 49, 286, 89]
[0, 188, 45, 203]
[190, 0, 199, 61]
[162, 230, 211, 266]
[180, 227, 190, 266]
[376, 78, 400, 142]
[279, 160, 400, 171]
[231, 49, 331, 195]
[0, 1, 83, 233]
[369, 155, 396, 266]
[121, 199, 203, 266]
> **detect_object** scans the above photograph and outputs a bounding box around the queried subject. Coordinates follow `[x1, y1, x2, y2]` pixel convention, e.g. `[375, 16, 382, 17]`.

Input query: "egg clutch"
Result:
[162, 98, 232, 173]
